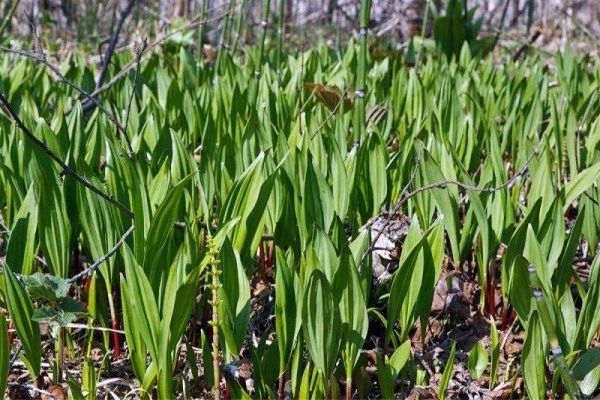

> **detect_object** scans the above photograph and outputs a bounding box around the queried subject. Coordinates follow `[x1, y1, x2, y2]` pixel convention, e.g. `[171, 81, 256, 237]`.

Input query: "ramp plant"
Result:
[0, 12, 599, 399]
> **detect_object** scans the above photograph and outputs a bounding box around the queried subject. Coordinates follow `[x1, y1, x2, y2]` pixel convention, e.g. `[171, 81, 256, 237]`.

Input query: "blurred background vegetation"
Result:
[1, 0, 599, 55]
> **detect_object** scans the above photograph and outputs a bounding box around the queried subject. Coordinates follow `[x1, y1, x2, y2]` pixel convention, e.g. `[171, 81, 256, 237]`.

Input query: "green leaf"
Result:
[120, 276, 153, 389]
[439, 342, 456, 399]
[144, 175, 192, 270]
[333, 247, 368, 380]
[302, 269, 341, 378]
[377, 339, 412, 399]
[522, 313, 545, 400]
[573, 349, 600, 381]
[275, 248, 300, 375]
[5, 184, 38, 275]
[303, 155, 334, 233]
[2, 264, 41, 377]
[467, 342, 488, 379]
[0, 313, 9, 399]
[122, 248, 161, 369]
[67, 378, 86, 400]
[424, 155, 460, 263]
[387, 217, 442, 340]
[220, 153, 278, 259]
[32, 146, 72, 278]
[490, 319, 500, 388]
[563, 163, 600, 212]
[23, 273, 70, 303]
[218, 239, 251, 360]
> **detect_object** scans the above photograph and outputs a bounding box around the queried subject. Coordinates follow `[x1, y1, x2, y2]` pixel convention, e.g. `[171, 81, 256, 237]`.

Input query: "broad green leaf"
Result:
[573, 349, 600, 381]
[218, 239, 251, 360]
[303, 155, 334, 233]
[29, 139, 72, 279]
[424, 149, 460, 263]
[377, 339, 411, 400]
[302, 270, 341, 378]
[122, 249, 161, 368]
[120, 278, 152, 388]
[275, 248, 300, 375]
[5, 185, 38, 275]
[563, 163, 600, 211]
[333, 247, 368, 380]
[522, 313, 545, 400]
[467, 342, 488, 379]
[2, 264, 41, 377]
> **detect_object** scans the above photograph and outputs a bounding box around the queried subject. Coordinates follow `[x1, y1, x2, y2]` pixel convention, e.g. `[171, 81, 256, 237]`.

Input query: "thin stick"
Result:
[123, 38, 147, 152]
[0, 46, 127, 135]
[82, 0, 138, 113]
[67, 225, 135, 284]
[401, 139, 544, 200]
[0, 93, 134, 217]
[362, 138, 544, 262]
[63, 323, 125, 335]
[70, 9, 232, 111]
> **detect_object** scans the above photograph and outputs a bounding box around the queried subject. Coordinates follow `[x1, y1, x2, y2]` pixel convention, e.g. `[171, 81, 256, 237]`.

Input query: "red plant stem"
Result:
[486, 274, 495, 317]
[83, 276, 91, 307]
[268, 239, 274, 270]
[500, 304, 508, 331]
[112, 320, 121, 359]
[278, 374, 285, 400]
[346, 378, 352, 400]
[258, 240, 266, 279]
[8, 322, 14, 345]
[224, 382, 231, 400]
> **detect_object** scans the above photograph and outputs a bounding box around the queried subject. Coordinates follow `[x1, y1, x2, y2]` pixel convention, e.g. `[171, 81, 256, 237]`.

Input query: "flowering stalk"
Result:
[207, 234, 222, 400]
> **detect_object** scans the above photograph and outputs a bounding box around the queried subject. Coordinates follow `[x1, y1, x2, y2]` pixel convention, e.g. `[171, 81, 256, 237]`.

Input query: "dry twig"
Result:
[0, 93, 133, 217]
[362, 138, 545, 262]
[0, 46, 127, 136]
[82, 0, 138, 113]
[67, 225, 135, 284]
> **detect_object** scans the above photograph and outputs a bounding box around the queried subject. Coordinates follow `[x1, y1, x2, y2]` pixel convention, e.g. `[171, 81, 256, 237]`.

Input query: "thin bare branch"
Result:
[82, 0, 138, 113]
[362, 138, 545, 262]
[67, 225, 135, 284]
[365, 156, 420, 258]
[0, 93, 133, 217]
[74, 9, 232, 111]
[400, 139, 544, 203]
[0, 46, 127, 135]
[123, 38, 147, 149]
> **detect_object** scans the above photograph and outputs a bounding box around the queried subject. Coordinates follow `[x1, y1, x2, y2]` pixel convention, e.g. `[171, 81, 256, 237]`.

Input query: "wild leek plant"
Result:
[0, 23, 599, 400]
